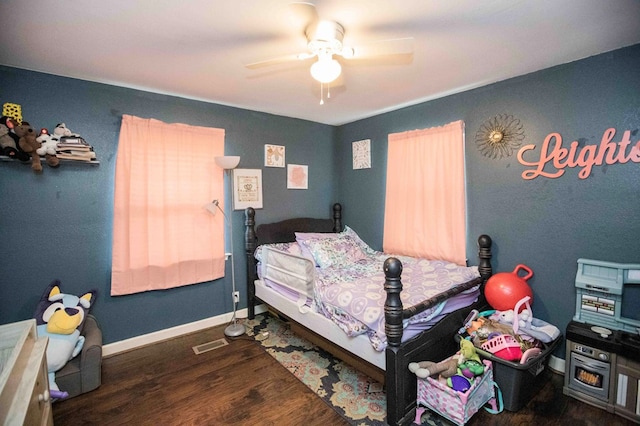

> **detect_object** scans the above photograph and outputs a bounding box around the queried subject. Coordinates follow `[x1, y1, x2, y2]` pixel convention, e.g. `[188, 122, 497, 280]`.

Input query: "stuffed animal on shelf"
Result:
[34, 280, 97, 397]
[35, 128, 60, 168]
[0, 115, 30, 161]
[52, 122, 80, 140]
[14, 121, 43, 172]
[0, 121, 18, 157]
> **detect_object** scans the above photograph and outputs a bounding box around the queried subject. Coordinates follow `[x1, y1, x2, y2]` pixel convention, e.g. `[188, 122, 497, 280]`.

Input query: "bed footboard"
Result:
[383, 235, 493, 426]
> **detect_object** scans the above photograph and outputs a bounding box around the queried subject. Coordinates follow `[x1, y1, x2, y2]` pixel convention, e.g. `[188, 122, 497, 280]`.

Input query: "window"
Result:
[383, 120, 467, 265]
[111, 115, 226, 295]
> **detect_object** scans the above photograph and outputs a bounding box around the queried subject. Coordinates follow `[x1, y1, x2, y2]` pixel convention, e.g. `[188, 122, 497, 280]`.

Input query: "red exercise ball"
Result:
[485, 264, 534, 311]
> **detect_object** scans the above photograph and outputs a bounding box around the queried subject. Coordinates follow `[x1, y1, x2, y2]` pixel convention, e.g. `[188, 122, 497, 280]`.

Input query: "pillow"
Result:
[295, 231, 341, 263]
[301, 234, 369, 268]
[342, 225, 377, 255]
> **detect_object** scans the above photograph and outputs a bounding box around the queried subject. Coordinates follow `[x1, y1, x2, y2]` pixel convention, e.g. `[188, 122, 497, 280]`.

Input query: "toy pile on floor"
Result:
[410, 336, 503, 425]
[463, 263, 561, 364]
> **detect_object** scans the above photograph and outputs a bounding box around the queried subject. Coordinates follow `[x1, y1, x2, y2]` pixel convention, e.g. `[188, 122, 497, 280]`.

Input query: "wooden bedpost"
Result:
[383, 257, 404, 348]
[245, 207, 257, 320]
[477, 234, 493, 283]
[332, 203, 342, 231]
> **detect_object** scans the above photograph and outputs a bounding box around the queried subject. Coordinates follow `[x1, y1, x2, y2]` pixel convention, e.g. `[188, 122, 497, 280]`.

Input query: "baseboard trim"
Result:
[548, 354, 565, 375]
[104, 306, 568, 376]
[103, 304, 268, 357]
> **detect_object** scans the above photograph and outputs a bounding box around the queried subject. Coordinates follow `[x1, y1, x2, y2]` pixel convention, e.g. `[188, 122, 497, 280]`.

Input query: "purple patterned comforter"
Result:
[313, 252, 480, 351]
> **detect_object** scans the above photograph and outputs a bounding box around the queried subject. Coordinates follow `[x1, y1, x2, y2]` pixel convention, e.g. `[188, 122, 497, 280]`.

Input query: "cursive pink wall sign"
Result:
[517, 128, 640, 180]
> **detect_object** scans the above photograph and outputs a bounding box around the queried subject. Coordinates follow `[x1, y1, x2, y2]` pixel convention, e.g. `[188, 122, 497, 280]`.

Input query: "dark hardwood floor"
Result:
[53, 322, 636, 425]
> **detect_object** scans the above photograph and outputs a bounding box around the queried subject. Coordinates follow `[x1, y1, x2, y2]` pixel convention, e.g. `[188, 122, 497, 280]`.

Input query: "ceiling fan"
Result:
[245, 2, 414, 103]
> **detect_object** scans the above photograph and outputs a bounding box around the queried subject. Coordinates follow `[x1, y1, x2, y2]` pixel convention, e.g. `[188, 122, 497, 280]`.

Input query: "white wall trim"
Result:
[548, 354, 565, 375]
[103, 306, 568, 377]
[103, 305, 268, 357]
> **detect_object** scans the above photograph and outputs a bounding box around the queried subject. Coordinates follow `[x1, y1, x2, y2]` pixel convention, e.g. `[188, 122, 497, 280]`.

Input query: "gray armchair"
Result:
[55, 314, 102, 398]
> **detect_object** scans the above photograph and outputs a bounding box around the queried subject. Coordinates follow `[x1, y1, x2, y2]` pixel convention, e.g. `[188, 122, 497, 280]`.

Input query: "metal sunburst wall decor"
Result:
[475, 114, 525, 159]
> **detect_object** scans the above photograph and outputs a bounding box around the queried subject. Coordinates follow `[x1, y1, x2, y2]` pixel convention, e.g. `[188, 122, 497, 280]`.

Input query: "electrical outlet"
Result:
[233, 291, 240, 303]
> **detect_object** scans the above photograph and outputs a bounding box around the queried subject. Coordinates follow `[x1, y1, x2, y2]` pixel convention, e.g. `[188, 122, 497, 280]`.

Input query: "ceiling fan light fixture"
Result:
[341, 46, 355, 59]
[310, 56, 341, 83]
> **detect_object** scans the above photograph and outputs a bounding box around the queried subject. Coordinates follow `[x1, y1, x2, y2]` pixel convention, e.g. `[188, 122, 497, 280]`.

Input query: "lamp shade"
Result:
[215, 156, 240, 170]
[310, 58, 341, 84]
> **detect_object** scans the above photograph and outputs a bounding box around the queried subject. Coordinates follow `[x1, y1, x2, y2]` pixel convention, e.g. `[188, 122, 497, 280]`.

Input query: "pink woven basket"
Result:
[481, 334, 522, 361]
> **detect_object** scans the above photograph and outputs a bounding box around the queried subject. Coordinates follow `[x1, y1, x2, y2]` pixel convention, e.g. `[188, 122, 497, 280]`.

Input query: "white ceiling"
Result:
[1, 0, 639, 126]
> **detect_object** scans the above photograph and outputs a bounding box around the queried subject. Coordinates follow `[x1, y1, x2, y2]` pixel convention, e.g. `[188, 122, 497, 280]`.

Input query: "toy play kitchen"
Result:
[563, 258, 640, 424]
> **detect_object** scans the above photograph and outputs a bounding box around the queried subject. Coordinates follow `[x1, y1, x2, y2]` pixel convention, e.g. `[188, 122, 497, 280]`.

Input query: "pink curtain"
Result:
[111, 115, 226, 295]
[383, 120, 467, 265]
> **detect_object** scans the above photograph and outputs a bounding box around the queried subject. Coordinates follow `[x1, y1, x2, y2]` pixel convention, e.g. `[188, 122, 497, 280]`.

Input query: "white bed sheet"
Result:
[254, 279, 386, 370]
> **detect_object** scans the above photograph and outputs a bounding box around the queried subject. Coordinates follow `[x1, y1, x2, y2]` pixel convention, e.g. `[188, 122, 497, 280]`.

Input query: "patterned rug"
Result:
[245, 313, 451, 426]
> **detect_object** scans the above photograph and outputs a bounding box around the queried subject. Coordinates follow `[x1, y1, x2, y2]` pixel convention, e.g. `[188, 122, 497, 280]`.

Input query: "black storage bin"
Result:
[457, 334, 562, 411]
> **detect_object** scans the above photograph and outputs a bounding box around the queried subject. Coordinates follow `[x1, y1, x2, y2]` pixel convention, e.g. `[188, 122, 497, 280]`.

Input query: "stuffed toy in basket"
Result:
[414, 353, 502, 425]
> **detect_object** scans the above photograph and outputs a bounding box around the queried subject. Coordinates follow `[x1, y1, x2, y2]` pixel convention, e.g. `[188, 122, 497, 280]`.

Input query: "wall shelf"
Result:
[0, 155, 100, 165]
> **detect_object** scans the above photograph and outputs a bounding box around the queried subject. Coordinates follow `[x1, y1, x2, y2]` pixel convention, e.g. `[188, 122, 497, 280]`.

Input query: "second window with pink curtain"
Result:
[383, 120, 467, 265]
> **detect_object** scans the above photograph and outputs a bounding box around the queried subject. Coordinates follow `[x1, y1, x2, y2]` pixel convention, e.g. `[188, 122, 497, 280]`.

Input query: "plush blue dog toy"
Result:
[34, 280, 96, 398]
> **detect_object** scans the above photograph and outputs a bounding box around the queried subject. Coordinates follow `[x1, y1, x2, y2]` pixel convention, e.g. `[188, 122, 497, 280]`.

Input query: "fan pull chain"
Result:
[319, 82, 332, 105]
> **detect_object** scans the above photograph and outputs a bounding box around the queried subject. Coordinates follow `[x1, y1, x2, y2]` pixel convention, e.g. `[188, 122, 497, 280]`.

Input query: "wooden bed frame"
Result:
[244, 203, 493, 426]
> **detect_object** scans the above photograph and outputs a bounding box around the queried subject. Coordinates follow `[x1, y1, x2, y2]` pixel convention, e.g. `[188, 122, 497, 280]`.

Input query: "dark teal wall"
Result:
[336, 44, 640, 355]
[0, 67, 336, 343]
[2, 44, 638, 355]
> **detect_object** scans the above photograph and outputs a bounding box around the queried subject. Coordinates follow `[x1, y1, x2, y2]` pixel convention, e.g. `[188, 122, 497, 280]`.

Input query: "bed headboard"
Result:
[244, 203, 342, 319]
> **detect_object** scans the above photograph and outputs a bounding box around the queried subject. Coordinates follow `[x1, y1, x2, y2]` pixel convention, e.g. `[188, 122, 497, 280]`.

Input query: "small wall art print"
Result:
[232, 168, 263, 210]
[352, 139, 371, 169]
[287, 164, 308, 189]
[264, 144, 285, 168]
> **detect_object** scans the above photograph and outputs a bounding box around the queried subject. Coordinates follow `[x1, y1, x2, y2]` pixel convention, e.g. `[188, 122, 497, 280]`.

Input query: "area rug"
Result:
[245, 313, 451, 426]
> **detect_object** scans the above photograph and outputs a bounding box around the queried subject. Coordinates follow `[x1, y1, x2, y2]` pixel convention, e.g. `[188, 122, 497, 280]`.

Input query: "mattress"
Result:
[255, 240, 481, 351]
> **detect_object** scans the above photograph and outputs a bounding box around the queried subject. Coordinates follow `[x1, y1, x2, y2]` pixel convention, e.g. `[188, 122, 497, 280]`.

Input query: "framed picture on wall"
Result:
[232, 168, 263, 210]
[287, 164, 308, 189]
[352, 139, 371, 169]
[264, 144, 285, 167]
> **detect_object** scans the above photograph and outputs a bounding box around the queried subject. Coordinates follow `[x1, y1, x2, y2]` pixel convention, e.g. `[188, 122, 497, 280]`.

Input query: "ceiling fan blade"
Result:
[348, 37, 414, 59]
[288, 2, 319, 31]
[245, 52, 314, 69]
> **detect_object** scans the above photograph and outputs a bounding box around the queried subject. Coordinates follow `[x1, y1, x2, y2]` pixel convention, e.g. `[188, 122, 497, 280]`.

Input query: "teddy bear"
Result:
[34, 280, 97, 398]
[36, 128, 60, 168]
[0, 115, 30, 161]
[14, 120, 43, 172]
[0, 122, 18, 157]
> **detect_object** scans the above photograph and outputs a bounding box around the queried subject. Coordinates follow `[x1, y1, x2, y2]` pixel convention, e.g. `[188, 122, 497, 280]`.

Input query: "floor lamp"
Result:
[213, 155, 245, 337]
